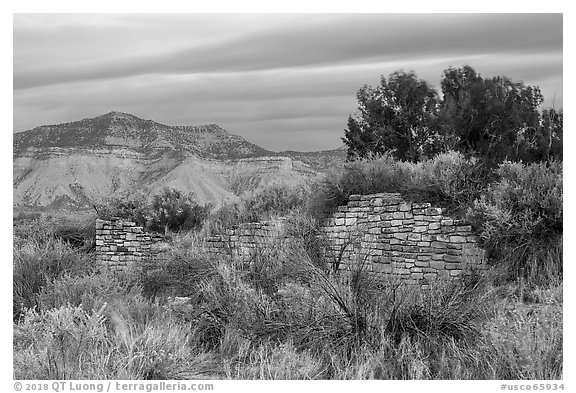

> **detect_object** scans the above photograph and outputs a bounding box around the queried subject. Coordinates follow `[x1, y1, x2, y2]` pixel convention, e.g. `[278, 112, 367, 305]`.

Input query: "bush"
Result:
[201, 201, 250, 236]
[95, 188, 210, 235]
[407, 151, 491, 212]
[14, 302, 215, 379]
[467, 160, 562, 283]
[308, 151, 488, 218]
[148, 188, 211, 234]
[94, 190, 149, 227]
[13, 230, 94, 321]
[37, 271, 137, 312]
[243, 182, 310, 221]
[201, 182, 310, 236]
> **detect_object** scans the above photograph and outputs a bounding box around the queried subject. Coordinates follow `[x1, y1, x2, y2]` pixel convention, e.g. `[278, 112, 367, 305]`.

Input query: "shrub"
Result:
[467, 160, 562, 283]
[202, 182, 310, 236]
[95, 188, 210, 235]
[37, 271, 137, 312]
[201, 201, 250, 236]
[148, 188, 211, 234]
[243, 182, 310, 221]
[94, 190, 149, 227]
[13, 233, 93, 321]
[14, 302, 215, 380]
[307, 154, 407, 217]
[52, 216, 97, 251]
[407, 151, 491, 212]
[308, 151, 487, 218]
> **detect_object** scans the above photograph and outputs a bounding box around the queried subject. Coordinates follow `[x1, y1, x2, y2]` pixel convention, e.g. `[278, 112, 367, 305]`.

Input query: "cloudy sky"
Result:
[13, 13, 563, 151]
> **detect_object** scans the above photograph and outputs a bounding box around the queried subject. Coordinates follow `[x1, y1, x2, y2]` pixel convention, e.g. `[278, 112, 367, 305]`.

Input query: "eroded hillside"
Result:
[13, 111, 344, 210]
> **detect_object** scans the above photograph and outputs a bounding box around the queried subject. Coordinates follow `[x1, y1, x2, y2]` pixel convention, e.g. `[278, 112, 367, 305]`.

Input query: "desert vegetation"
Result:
[13, 153, 562, 380]
[13, 65, 562, 380]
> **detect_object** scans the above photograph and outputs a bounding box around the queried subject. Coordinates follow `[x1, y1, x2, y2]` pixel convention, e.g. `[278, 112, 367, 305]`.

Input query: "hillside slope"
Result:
[13, 111, 343, 210]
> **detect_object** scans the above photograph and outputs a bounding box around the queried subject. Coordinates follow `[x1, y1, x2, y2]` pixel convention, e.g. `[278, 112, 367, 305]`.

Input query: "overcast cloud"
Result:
[13, 13, 563, 151]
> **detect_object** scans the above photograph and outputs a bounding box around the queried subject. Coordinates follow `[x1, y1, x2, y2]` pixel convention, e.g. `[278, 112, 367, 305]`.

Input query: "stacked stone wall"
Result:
[321, 193, 486, 287]
[96, 193, 487, 286]
[95, 218, 167, 270]
[204, 219, 286, 263]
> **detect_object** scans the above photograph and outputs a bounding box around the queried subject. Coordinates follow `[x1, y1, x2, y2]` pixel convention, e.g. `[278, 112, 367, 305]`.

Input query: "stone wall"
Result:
[97, 193, 487, 286]
[321, 193, 486, 287]
[202, 193, 487, 287]
[95, 218, 168, 270]
[204, 219, 286, 263]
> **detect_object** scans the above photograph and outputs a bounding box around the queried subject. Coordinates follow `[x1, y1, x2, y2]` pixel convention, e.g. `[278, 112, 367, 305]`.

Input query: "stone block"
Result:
[428, 222, 440, 230]
[345, 218, 357, 226]
[431, 241, 447, 249]
[426, 207, 442, 216]
[391, 220, 403, 227]
[413, 226, 427, 233]
[415, 260, 430, 267]
[443, 254, 461, 262]
[430, 261, 445, 270]
[440, 219, 453, 226]
[399, 202, 412, 211]
[393, 233, 408, 240]
[445, 262, 462, 270]
[412, 202, 431, 209]
[449, 236, 466, 243]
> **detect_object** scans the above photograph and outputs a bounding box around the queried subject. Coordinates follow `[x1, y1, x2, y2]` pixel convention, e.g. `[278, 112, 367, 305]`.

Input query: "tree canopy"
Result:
[343, 65, 562, 164]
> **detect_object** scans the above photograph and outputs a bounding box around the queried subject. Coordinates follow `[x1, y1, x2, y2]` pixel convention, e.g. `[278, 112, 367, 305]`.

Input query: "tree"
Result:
[439, 65, 544, 163]
[343, 70, 441, 162]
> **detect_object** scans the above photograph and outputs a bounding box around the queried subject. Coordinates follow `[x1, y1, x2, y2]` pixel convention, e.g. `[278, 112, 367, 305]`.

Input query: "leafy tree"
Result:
[440, 66, 544, 163]
[344, 65, 561, 164]
[343, 71, 441, 162]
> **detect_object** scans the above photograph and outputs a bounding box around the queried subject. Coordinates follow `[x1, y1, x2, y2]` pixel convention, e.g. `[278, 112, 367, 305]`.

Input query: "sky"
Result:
[13, 13, 563, 152]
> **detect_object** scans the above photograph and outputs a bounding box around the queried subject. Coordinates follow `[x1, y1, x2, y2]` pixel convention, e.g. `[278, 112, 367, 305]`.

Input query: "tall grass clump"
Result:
[203, 182, 310, 236]
[467, 160, 562, 284]
[14, 301, 217, 379]
[13, 220, 94, 321]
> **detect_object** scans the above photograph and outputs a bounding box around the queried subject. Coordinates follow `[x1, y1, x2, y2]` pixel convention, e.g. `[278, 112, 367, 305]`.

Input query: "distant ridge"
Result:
[14, 111, 272, 160]
[13, 111, 346, 210]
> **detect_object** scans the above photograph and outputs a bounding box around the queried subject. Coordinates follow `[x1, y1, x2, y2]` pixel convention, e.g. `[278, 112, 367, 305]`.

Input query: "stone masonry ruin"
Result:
[95, 218, 168, 270]
[96, 193, 487, 286]
[319, 193, 487, 287]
